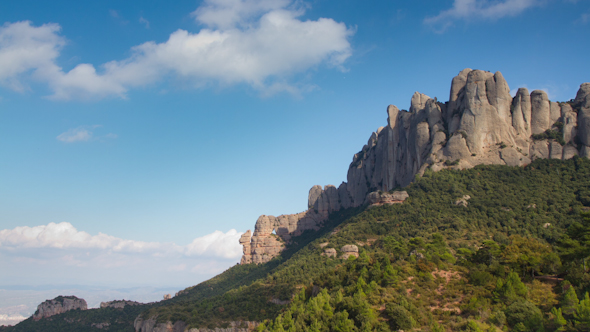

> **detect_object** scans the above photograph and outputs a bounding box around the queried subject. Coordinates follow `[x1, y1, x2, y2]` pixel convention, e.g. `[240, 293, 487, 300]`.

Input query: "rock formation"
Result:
[100, 300, 143, 309]
[341, 245, 359, 259]
[134, 317, 258, 332]
[366, 191, 409, 207]
[32, 296, 87, 321]
[240, 69, 590, 264]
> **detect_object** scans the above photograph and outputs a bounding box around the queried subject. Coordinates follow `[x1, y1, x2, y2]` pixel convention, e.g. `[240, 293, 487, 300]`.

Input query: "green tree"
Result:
[575, 292, 590, 330]
[385, 304, 413, 331]
[504, 300, 544, 331]
[562, 286, 579, 316]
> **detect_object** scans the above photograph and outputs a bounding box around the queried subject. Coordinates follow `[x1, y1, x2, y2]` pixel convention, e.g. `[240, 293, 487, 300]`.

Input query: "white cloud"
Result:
[139, 16, 150, 29]
[56, 126, 93, 143]
[424, 0, 544, 32]
[0, 0, 353, 99]
[185, 229, 243, 259]
[56, 125, 118, 143]
[193, 0, 291, 29]
[0, 222, 243, 259]
[0, 21, 65, 92]
[0, 223, 244, 290]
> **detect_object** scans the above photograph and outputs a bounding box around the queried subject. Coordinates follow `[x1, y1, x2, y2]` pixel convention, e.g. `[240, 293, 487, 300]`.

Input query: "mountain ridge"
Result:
[239, 68, 590, 266]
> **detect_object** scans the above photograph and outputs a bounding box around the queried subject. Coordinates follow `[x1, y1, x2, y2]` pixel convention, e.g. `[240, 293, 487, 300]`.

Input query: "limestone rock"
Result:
[341, 245, 359, 259]
[410, 92, 431, 113]
[455, 195, 471, 207]
[512, 88, 532, 137]
[100, 300, 142, 309]
[531, 90, 551, 135]
[135, 317, 258, 332]
[134, 317, 187, 332]
[549, 141, 563, 159]
[322, 248, 337, 258]
[33, 296, 87, 321]
[365, 191, 409, 206]
[575, 83, 590, 108]
[578, 109, 590, 147]
[562, 104, 577, 144]
[239, 69, 590, 265]
[308, 185, 322, 209]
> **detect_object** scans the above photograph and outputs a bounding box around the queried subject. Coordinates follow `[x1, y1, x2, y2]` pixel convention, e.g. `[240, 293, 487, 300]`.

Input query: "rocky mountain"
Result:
[32, 296, 87, 321]
[239, 68, 590, 265]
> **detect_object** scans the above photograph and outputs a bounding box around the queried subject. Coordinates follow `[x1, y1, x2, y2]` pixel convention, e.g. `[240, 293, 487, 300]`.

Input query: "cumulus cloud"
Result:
[0, 0, 353, 99]
[0, 21, 65, 92]
[424, 0, 544, 32]
[185, 229, 243, 259]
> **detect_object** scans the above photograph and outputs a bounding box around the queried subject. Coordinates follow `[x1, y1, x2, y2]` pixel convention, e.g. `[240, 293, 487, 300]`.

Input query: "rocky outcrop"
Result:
[32, 296, 87, 321]
[341, 245, 359, 259]
[322, 248, 337, 258]
[455, 195, 471, 207]
[239, 69, 590, 264]
[134, 317, 187, 332]
[366, 191, 409, 206]
[134, 317, 257, 332]
[100, 300, 143, 309]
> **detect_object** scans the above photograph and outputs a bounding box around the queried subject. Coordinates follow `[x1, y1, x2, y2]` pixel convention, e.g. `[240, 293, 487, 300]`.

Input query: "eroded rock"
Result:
[239, 69, 590, 265]
[33, 296, 87, 321]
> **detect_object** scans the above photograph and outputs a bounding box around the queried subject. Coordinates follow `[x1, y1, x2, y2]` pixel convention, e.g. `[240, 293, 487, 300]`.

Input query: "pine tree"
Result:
[562, 286, 579, 316]
[575, 292, 590, 330]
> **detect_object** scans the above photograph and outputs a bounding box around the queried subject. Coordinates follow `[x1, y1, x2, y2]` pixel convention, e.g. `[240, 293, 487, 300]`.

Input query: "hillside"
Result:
[138, 157, 590, 332]
[6, 68, 590, 331]
[9, 157, 590, 331]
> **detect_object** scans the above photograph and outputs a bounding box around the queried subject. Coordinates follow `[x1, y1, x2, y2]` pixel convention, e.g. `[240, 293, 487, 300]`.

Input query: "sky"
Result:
[1, 0, 589, 324]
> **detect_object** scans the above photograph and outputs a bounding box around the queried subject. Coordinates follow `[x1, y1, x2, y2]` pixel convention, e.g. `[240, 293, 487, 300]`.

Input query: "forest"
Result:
[7, 157, 590, 331]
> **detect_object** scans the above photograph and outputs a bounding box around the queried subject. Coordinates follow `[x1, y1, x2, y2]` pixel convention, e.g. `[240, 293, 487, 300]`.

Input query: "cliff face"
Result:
[239, 69, 590, 264]
[32, 296, 87, 321]
[134, 317, 257, 332]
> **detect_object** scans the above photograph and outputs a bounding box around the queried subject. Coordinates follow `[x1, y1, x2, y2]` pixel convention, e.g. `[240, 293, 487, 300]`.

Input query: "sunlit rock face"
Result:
[239, 69, 590, 264]
[33, 296, 87, 321]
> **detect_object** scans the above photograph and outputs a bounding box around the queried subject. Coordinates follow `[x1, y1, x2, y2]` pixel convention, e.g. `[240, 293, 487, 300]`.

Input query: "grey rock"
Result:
[512, 88, 532, 137]
[531, 90, 551, 135]
[410, 92, 431, 113]
[563, 145, 579, 160]
[549, 141, 563, 159]
[455, 195, 471, 207]
[578, 109, 590, 147]
[562, 104, 577, 144]
[33, 296, 87, 321]
[100, 300, 142, 309]
[239, 71, 590, 265]
[341, 245, 359, 253]
[365, 191, 409, 206]
[308, 185, 322, 209]
[322, 248, 337, 258]
[575, 83, 590, 108]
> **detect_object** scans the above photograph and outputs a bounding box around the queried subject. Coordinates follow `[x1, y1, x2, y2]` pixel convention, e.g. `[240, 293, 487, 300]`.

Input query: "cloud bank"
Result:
[0, 0, 353, 100]
[425, 0, 544, 32]
[0, 222, 242, 258]
[0, 222, 244, 287]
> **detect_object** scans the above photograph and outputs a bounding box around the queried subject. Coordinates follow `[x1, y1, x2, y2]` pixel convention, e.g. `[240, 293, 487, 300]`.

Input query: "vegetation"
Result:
[8, 157, 590, 331]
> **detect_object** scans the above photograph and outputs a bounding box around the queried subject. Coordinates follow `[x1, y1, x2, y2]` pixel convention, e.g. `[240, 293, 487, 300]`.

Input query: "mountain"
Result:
[6, 69, 590, 332]
[239, 68, 590, 266]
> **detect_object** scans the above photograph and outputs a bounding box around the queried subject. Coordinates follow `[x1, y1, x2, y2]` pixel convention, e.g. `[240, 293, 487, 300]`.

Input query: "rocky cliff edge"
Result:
[239, 69, 590, 264]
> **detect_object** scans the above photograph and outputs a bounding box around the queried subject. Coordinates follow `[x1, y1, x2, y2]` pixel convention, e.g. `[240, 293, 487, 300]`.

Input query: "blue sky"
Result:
[0, 0, 589, 322]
